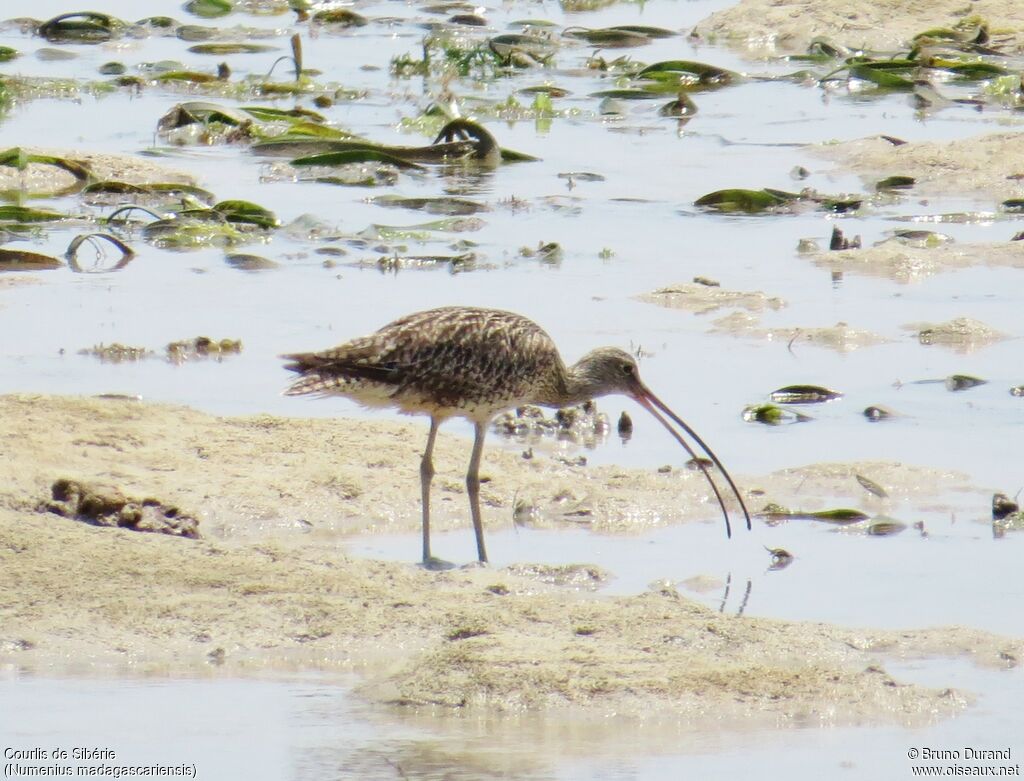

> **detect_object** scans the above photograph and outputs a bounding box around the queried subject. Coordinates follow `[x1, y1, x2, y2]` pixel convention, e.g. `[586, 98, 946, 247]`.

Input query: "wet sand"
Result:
[807, 134, 1024, 284]
[696, 0, 1024, 55]
[0, 394, 1017, 726]
[0, 149, 194, 195]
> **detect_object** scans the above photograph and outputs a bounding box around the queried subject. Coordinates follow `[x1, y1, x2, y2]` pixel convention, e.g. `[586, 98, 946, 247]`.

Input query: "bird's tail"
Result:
[281, 352, 330, 396]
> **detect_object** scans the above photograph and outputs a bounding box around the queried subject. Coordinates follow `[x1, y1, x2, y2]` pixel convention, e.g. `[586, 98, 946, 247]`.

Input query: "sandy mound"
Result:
[0, 394, 1016, 725]
[0, 148, 193, 195]
[694, 0, 1024, 55]
[815, 134, 1024, 204]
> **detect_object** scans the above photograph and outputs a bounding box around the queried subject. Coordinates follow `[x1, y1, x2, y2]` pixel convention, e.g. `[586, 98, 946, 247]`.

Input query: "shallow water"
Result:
[2, 661, 1022, 780]
[2, 0, 1024, 776]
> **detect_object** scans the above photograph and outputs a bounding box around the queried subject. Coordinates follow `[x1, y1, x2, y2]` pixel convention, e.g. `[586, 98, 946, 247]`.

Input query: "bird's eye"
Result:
[621, 362, 634, 376]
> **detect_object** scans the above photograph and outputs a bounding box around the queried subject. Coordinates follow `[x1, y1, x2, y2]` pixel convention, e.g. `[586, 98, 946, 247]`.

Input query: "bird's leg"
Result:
[420, 417, 440, 564]
[466, 420, 489, 564]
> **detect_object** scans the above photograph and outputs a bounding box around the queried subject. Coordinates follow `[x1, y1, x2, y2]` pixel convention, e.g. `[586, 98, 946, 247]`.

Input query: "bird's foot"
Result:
[460, 560, 489, 570]
[420, 556, 457, 571]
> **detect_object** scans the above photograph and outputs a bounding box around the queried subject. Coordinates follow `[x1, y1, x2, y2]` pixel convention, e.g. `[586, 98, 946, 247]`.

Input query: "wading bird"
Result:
[283, 306, 750, 564]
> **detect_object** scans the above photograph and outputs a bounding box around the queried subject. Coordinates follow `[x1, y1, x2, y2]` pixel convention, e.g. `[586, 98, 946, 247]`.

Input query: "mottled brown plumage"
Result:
[283, 308, 567, 419]
[283, 306, 749, 565]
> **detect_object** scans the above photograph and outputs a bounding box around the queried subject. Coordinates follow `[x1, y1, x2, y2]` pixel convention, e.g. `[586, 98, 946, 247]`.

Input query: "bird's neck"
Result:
[546, 360, 604, 406]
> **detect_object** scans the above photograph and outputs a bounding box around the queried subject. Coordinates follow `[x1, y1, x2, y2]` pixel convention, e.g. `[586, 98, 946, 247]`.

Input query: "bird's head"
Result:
[571, 347, 646, 400]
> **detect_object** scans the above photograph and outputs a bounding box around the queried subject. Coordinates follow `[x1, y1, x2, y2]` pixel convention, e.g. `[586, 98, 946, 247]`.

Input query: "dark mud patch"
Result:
[39, 478, 200, 538]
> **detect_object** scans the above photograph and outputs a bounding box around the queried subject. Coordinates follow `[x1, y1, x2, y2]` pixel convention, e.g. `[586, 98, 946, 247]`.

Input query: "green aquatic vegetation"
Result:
[242, 105, 327, 123]
[368, 195, 487, 215]
[65, 233, 135, 272]
[741, 403, 812, 425]
[866, 519, 907, 536]
[418, 93, 569, 127]
[0, 75, 86, 104]
[157, 102, 249, 131]
[0, 248, 62, 271]
[562, 26, 668, 47]
[79, 343, 151, 362]
[529, 91, 554, 119]
[589, 88, 662, 100]
[184, 0, 234, 19]
[635, 60, 736, 87]
[395, 108, 452, 138]
[886, 229, 951, 248]
[266, 33, 305, 82]
[314, 172, 395, 188]
[912, 16, 989, 48]
[993, 512, 1024, 534]
[390, 36, 520, 80]
[585, 53, 638, 74]
[856, 474, 888, 499]
[0, 205, 66, 223]
[311, 9, 367, 27]
[135, 16, 177, 29]
[213, 200, 279, 229]
[768, 385, 843, 404]
[142, 216, 248, 249]
[560, 0, 647, 12]
[694, 188, 796, 213]
[106, 205, 167, 225]
[371, 252, 478, 273]
[225, 253, 279, 271]
[517, 85, 571, 98]
[251, 79, 325, 97]
[85, 182, 217, 206]
[36, 48, 78, 63]
[518, 241, 563, 263]
[359, 218, 484, 240]
[784, 39, 851, 63]
[923, 57, 1007, 79]
[133, 199, 277, 249]
[508, 19, 560, 29]
[808, 509, 870, 524]
[175, 25, 219, 42]
[0, 48, 18, 63]
[875, 175, 916, 191]
[436, 118, 535, 163]
[803, 17, 1015, 106]
[608, 25, 676, 39]
[159, 103, 334, 144]
[846, 64, 915, 90]
[267, 121, 352, 139]
[762, 507, 870, 524]
[155, 70, 225, 85]
[292, 149, 428, 170]
[37, 12, 127, 43]
[390, 52, 429, 78]
[188, 43, 277, 55]
[284, 119, 532, 168]
[484, 33, 558, 70]
[984, 74, 1024, 95]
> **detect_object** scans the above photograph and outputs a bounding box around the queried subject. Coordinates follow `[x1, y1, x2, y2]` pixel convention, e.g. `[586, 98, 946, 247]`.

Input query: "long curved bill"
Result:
[631, 384, 751, 539]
